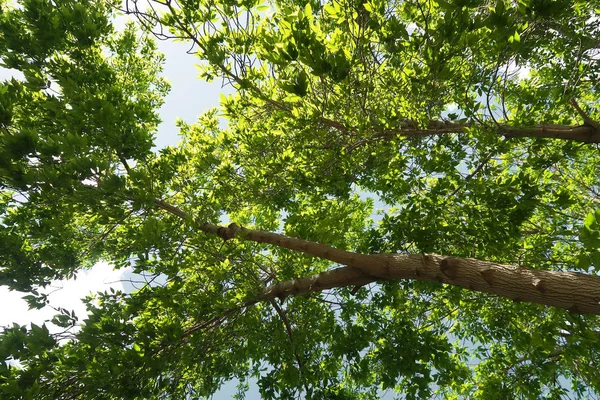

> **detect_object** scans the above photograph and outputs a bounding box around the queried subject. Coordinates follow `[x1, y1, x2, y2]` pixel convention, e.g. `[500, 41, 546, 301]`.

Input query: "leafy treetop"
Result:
[1, 0, 600, 398]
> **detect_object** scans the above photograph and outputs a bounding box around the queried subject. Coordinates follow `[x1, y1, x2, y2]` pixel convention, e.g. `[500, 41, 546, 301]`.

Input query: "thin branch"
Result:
[449, 137, 510, 197]
[570, 98, 600, 130]
[269, 299, 309, 394]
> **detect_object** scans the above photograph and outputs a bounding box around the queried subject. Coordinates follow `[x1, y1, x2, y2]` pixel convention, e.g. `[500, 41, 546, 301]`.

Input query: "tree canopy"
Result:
[1, 0, 600, 398]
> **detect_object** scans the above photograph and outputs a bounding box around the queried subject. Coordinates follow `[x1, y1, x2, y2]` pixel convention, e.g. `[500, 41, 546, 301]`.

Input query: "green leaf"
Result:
[576, 253, 591, 269]
[590, 251, 600, 271]
[255, 4, 270, 12]
[584, 211, 595, 228]
[304, 3, 312, 18]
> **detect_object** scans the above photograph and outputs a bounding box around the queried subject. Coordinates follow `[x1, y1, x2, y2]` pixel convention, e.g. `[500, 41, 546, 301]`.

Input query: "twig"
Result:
[570, 98, 600, 130]
[269, 299, 309, 393]
[117, 154, 132, 174]
[449, 137, 509, 197]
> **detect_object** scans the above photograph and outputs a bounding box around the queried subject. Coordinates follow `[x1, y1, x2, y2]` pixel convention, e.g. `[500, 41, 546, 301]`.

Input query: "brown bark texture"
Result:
[224, 224, 600, 315]
[152, 200, 600, 315]
[377, 121, 600, 143]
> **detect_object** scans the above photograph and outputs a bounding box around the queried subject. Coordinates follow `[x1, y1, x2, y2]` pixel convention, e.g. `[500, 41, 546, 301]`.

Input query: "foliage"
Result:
[1, 0, 600, 398]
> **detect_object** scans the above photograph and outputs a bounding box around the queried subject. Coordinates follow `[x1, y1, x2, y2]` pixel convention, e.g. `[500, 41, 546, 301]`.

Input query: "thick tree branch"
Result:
[258, 267, 378, 301]
[153, 199, 600, 314]
[377, 121, 600, 143]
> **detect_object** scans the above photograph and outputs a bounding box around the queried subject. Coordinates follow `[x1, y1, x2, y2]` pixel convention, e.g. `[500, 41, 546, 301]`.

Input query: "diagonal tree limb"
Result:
[151, 198, 600, 314]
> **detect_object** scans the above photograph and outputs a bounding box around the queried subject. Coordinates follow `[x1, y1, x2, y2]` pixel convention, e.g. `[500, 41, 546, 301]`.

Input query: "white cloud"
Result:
[0, 262, 126, 330]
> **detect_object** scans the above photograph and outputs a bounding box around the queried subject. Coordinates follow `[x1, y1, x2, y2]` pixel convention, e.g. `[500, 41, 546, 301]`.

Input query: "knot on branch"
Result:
[217, 223, 241, 241]
[440, 257, 460, 279]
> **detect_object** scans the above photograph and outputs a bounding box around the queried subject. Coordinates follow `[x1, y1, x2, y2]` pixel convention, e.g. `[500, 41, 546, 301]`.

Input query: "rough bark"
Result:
[378, 121, 600, 143]
[154, 200, 600, 315]
[260, 260, 600, 315]
[257, 267, 378, 301]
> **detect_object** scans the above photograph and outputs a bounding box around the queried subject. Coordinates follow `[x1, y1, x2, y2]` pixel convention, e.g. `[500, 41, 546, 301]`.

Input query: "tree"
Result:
[1, 0, 600, 398]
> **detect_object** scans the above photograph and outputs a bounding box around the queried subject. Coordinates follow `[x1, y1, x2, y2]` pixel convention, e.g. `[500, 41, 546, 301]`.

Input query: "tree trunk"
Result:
[154, 200, 600, 315]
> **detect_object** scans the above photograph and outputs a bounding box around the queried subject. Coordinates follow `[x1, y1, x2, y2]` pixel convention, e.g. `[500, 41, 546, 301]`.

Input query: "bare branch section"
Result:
[260, 257, 600, 315]
[259, 267, 379, 301]
[378, 120, 600, 143]
[154, 199, 600, 315]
